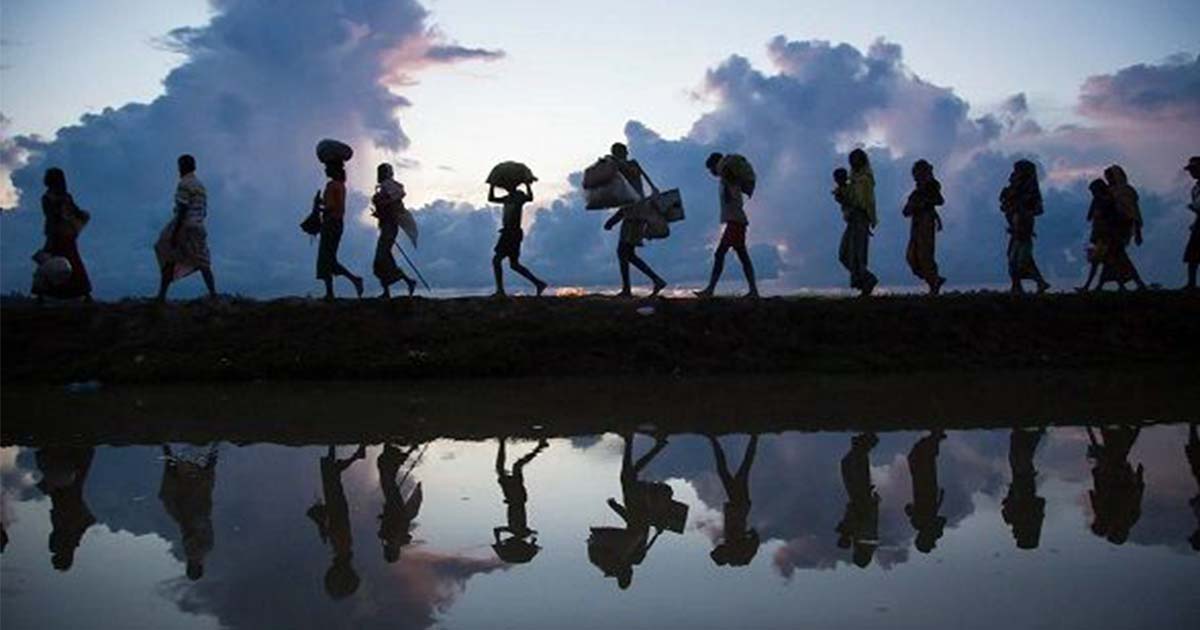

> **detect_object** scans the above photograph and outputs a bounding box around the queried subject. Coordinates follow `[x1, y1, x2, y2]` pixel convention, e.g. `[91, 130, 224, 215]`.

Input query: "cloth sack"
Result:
[486, 161, 537, 189]
[719, 154, 757, 197]
[33, 255, 72, 291]
[584, 175, 640, 210]
[315, 138, 353, 164]
[582, 157, 620, 190]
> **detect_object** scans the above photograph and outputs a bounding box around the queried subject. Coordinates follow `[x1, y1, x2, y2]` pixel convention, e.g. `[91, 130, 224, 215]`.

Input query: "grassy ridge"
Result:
[2, 291, 1197, 384]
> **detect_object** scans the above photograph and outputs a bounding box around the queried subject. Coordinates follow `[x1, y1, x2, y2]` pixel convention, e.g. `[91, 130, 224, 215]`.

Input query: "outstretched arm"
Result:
[604, 209, 625, 230]
[639, 165, 659, 196]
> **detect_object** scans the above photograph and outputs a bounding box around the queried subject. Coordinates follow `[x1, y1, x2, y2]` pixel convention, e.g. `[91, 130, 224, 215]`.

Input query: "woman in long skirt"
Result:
[903, 159, 946, 295]
[999, 160, 1050, 294]
[33, 168, 92, 302]
[315, 161, 364, 301]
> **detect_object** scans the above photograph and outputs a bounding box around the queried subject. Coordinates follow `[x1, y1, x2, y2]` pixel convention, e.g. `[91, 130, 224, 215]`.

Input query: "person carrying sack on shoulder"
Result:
[695, 152, 759, 299]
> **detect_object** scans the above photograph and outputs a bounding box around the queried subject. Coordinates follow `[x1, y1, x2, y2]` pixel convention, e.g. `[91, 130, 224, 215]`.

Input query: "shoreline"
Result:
[3, 290, 1197, 385]
[3, 368, 1197, 446]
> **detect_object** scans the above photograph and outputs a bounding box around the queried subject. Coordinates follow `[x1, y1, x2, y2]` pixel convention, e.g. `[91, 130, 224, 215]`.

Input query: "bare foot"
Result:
[1036, 280, 1051, 294]
[535, 280, 548, 297]
[406, 278, 417, 296]
[651, 279, 668, 297]
[693, 288, 714, 299]
[352, 276, 365, 298]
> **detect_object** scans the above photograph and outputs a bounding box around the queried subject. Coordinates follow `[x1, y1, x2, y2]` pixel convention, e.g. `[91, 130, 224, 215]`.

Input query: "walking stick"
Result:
[393, 241, 432, 292]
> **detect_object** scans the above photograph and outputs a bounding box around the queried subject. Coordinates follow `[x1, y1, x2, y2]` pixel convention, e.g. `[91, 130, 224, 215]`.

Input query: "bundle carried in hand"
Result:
[625, 189, 685, 240]
[582, 157, 640, 210]
[315, 138, 354, 164]
[486, 161, 538, 189]
[718, 154, 756, 197]
[32, 255, 73, 291]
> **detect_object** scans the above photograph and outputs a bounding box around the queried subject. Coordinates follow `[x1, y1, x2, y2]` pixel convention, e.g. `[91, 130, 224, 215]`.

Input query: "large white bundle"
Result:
[584, 175, 640, 210]
[582, 157, 619, 190]
[34, 256, 72, 290]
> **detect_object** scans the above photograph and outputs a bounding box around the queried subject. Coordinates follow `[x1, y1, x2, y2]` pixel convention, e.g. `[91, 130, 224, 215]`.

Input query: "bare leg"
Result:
[323, 278, 335, 300]
[492, 255, 506, 296]
[496, 438, 507, 475]
[734, 245, 758, 297]
[1188, 263, 1198, 290]
[618, 248, 633, 296]
[627, 252, 666, 296]
[1079, 262, 1098, 291]
[157, 263, 175, 302]
[200, 266, 217, 297]
[696, 244, 730, 297]
[509, 257, 547, 295]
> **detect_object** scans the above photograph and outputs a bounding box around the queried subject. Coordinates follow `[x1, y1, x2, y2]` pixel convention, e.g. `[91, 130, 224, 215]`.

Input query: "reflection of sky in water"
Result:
[1, 426, 1197, 630]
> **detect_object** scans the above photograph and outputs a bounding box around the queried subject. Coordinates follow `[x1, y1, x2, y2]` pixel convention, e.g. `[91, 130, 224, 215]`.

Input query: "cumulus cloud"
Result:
[2, 24, 1196, 295]
[0, 0, 500, 298]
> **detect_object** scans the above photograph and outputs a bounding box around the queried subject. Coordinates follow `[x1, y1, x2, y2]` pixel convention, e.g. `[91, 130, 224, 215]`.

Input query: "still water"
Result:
[2, 426, 1197, 630]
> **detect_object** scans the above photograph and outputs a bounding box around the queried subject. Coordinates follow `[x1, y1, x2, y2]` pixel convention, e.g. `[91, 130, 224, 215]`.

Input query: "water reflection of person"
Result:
[493, 437, 549, 564]
[1002, 429, 1046, 550]
[307, 445, 366, 599]
[1186, 423, 1199, 552]
[35, 447, 97, 571]
[707, 434, 759, 567]
[377, 443, 423, 564]
[836, 432, 880, 568]
[159, 444, 219, 580]
[588, 433, 670, 589]
[906, 430, 947, 554]
[1086, 425, 1145, 545]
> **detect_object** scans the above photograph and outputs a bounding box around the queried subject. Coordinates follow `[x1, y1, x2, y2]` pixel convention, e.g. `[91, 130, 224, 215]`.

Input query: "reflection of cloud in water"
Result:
[165, 547, 504, 630]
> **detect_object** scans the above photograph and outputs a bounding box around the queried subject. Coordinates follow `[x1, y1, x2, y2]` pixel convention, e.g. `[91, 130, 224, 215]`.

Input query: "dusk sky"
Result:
[2, 0, 1198, 296]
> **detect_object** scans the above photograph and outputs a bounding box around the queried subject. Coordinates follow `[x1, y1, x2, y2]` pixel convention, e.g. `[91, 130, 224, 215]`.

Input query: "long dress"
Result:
[35, 191, 92, 298]
[903, 179, 943, 284]
[839, 168, 877, 290]
[1000, 182, 1043, 281]
[316, 180, 348, 280]
[154, 173, 211, 279]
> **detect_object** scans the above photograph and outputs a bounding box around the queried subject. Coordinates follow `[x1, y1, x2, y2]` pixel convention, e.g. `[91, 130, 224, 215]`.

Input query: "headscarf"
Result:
[847, 149, 877, 225]
[1104, 165, 1141, 225]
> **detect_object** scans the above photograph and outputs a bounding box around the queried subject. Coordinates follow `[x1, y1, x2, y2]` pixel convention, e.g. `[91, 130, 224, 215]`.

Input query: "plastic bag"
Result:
[486, 161, 537, 189]
[719, 154, 756, 197]
[315, 139, 353, 164]
[582, 157, 619, 190]
[584, 175, 640, 210]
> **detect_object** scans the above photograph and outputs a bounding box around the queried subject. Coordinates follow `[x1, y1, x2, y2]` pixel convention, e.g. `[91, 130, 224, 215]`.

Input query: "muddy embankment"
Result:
[2, 291, 1197, 385]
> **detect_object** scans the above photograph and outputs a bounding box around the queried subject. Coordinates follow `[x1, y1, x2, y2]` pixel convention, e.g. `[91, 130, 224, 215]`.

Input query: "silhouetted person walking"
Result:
[1095, 165, 1147, 291]
[493, 437, 549, 563]
[156, 154, 216, 302]
[1086, 425, 1144, 545]
[159, 444, 218, 581]
[1002, 428, 1046, 550]
[33, 168, 92, 302]
[839, 149, 878, 296]
[377, 443, 423, 563]
[1182, 157, 1200, 290]
[588, 433, 670, 589]
[903, 160, 946, 295]
[35, 447, 96, 571]
[707, 434, 759, 567]
[489, 180, 547, 297]
[695, 153, 758, 298]
[906, 430, 947, 553]
[836, 432, 880, 568]
[371, 164, 417, 298]
[1080, 178, 1116, 291]
[307, 445, 366, 599]
[314, 161, 364, 301]
[603, 143, 667, 297]
[1000, 160, 1051, 294]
